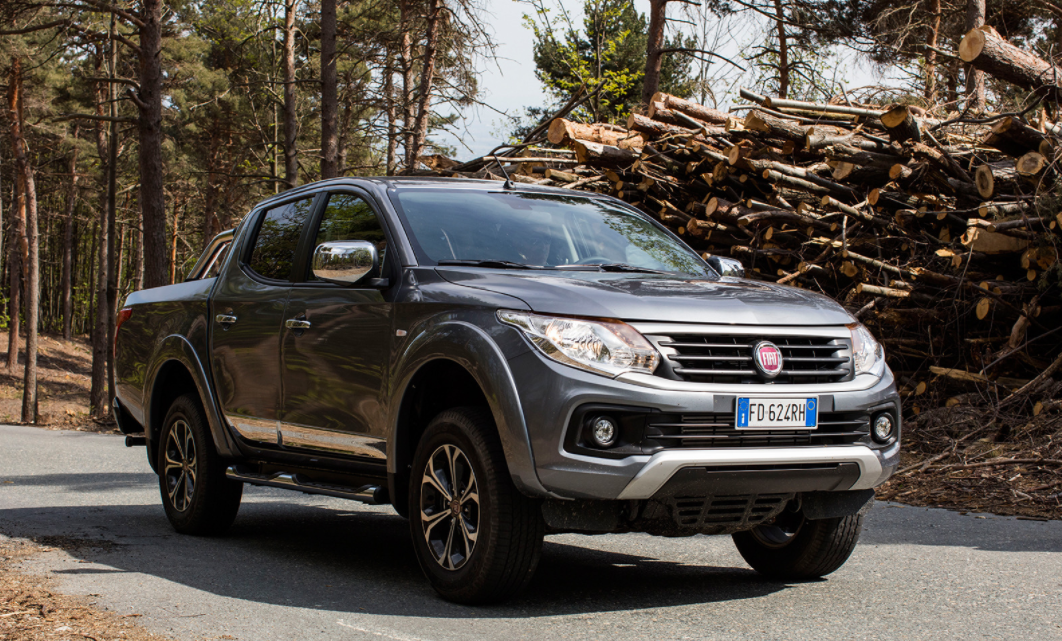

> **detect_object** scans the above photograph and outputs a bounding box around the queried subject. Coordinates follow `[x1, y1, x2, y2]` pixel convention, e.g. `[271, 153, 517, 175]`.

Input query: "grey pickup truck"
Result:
[114, 177, 900, 604]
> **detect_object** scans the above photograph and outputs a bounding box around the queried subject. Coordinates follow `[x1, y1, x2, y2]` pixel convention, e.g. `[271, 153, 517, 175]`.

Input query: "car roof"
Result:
[253, 175, 605, 210]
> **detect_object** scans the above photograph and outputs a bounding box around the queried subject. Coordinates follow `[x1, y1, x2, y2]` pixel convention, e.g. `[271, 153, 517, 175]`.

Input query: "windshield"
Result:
[389, 189, 713, 276]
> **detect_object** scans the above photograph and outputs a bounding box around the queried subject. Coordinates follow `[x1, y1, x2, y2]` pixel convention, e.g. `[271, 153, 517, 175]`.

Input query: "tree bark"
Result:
[6, 65, 26, 372]
[961, 26, 1062, 102]
[773, 0, 789, 99]
[320, 0, 338, 179]
[62, 133, 79, 340]
[409, 0, 444, 168]
[133, 1, 168, 290]
[650, 92, 729, 125]
[641, 0, 668, 106]
[384, 48, 398, 176]
[283, 0, 299, 187]
[399, 0, 415, 169]
[880, 105, 923, 143]
[925, 0, 941, 100]
[964, 0, 986, 112]
[90, 43, 112, 419]
[9, 59, 39, 423]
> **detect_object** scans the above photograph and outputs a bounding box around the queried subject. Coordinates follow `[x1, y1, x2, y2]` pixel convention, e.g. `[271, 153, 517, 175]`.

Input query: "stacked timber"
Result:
[437, 32, 1062, 425]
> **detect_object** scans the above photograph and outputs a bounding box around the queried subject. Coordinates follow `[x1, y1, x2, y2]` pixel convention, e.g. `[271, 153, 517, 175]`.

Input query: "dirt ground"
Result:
[0, 536, 167, 641]
[0, 334, 116, 433]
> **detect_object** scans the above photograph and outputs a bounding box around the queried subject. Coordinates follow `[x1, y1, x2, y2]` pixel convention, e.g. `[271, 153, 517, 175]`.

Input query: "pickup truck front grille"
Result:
[645, 411, 869, 448]
[655, 334, 852, 384]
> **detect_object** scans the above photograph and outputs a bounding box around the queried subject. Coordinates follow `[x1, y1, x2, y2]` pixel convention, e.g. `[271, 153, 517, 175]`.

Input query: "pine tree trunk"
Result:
[965, 0, 986, 112]
[320, 0, 338, 179]
[133, 2, 168, 290]
[5, 66, 26, 372]
[641, 0, 668, 106]
[90, 44, 112, 419]
[385, 49, 398, 176]
[774, 0, 789, 99]
[399, 0, 415, 169]
[62, 138, 78, 340]
[925, 0, 941, 101]
[133, 225, 143, 291]
[409, 0, 444, 167]
[283, 0, 299, 187]
[9, 59, 39, 423]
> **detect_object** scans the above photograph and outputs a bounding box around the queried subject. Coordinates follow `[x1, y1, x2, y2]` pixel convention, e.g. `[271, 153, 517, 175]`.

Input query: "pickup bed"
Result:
[114, 177, 900, 603]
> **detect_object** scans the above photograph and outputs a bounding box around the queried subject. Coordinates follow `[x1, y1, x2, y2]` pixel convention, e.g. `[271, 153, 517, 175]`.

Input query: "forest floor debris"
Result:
[0, 536, 166, 641]
[0, 334, 112, 432]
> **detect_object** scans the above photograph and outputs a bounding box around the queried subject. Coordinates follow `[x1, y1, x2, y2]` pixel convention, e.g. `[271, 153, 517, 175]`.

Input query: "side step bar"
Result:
[225, 467, 389, 505]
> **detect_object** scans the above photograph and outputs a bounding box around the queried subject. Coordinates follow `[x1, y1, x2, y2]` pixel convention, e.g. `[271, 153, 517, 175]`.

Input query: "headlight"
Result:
[498, 310, 659, 377]
[848, 322, 885, 378]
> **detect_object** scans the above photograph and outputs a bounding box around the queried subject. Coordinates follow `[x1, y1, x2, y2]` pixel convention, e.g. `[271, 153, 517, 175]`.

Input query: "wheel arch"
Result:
[387, 321, 552, 512]
[144, 335, 239, 471]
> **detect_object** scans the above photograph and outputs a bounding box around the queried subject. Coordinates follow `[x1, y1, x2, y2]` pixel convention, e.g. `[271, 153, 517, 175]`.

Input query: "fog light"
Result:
[590, 417, 618, 448]
[872, 413, 894, 443]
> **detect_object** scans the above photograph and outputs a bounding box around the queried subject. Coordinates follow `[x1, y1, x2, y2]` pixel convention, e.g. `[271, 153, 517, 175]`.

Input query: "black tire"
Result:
[408, 407, 544, 604]
[157, 393, 243, 536]
[732, 511, 863, 580]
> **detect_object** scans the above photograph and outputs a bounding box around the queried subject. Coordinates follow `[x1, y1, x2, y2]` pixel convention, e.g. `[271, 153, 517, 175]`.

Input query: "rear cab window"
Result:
[246, 197, 316, 281]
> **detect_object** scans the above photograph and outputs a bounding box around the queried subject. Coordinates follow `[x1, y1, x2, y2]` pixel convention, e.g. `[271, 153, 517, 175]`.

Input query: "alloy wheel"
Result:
[420, 444, 480, 570]
[163, 419, 197, 512]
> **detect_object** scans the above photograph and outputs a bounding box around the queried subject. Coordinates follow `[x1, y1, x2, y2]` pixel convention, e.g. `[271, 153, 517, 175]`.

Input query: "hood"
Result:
[436, 267, 854, 326]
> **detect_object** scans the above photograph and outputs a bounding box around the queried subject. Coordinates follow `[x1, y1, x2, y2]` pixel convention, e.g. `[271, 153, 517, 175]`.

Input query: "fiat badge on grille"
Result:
[753, 341, 783, 379]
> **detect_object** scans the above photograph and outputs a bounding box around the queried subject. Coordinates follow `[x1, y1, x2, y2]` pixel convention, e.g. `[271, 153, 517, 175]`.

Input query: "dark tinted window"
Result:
[247, 198, 315, 281]
[308, 193, 388, 280]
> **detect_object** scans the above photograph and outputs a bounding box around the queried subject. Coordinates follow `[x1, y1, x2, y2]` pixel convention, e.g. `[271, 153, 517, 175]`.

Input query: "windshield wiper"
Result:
[437, 259, 540, 270]
[577, 263, 669, 274]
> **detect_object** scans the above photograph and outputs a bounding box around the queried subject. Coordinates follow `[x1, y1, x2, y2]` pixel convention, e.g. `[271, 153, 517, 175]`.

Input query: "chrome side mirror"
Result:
[706, 255, 744, 278]
[312, 241, 378, 285]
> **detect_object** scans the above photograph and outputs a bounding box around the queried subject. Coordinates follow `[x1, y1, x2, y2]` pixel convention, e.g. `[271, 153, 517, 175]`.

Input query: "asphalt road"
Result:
[1, 424, 1060, 640]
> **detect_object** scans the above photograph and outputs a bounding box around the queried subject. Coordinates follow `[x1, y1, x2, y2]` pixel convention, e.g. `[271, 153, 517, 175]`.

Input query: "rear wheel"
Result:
[732, 510, 862, 580]
[158, 394, 242, 535]
[409, 407, 544, 604]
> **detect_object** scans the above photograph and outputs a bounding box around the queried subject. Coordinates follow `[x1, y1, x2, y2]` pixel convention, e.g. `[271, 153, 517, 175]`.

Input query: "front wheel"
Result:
[158, 393, 242, 535]
[732, 510, 863, 580]
[409, 407, 544, 604]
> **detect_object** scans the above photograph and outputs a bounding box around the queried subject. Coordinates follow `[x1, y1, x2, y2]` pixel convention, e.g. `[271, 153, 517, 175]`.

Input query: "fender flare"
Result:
[143, 334, 239, 459]
[387, 320, 553, 498]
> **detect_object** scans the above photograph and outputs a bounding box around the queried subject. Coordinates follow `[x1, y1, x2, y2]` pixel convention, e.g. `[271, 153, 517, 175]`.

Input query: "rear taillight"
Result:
[115, 308, 133, 358]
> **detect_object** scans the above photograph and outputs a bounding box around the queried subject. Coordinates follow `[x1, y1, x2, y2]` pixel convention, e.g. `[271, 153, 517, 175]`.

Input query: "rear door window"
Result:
[247, 197, 315, 281]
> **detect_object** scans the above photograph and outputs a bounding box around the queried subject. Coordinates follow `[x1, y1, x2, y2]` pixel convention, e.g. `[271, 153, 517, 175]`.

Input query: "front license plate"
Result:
[736, 397, 818, 429]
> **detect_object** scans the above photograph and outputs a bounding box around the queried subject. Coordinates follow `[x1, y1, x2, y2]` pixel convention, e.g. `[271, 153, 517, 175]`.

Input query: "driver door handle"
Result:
[285, 318, 312, 330]
[216, 314, 238, 325]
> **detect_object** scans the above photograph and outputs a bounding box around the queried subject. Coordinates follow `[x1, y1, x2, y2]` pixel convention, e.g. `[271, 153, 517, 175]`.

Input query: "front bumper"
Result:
[508, 345, 901, 501]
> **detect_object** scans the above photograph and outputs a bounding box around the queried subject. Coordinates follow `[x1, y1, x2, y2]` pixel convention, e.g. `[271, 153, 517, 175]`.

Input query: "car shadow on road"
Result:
[2, 480, 1060, 617]
[0, 496, 792, 617]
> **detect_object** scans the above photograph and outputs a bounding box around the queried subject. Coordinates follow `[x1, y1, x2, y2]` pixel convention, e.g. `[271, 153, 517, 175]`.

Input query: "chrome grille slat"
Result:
[656, 332, 852, 384]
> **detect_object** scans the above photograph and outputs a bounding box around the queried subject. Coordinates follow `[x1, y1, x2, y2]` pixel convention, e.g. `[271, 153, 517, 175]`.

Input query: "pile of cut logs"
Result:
[438, 26, 1062, 418]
